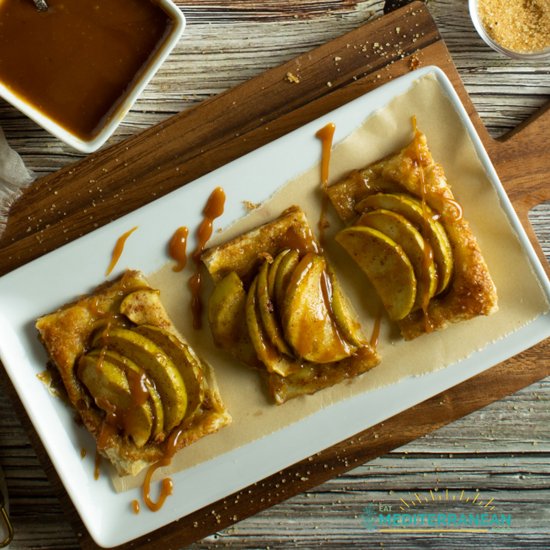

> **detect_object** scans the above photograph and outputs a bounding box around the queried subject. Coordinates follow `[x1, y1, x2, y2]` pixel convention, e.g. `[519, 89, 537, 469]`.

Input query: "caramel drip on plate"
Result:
[169, 226, 189, 272]
[189, 187, 226, 330]
[315, 122, 336, 247]
[142, 426, 184, 512]
[131, 499, 140, 515]
[105, 226, 138, 276]
[80, 447, 87, 459]
[142, 461, 173, 512]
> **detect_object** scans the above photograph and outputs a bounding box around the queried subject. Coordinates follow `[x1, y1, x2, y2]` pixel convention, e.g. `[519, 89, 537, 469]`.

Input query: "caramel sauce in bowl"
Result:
[0, 0, 185, 152]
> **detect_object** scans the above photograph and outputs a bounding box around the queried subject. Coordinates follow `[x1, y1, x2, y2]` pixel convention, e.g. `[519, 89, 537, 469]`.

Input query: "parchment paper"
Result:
[114, 73, 549, 492]
[0, 127, 34, 238]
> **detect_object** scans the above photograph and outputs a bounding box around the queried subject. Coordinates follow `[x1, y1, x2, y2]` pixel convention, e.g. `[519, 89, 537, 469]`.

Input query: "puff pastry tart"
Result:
[201, 206, 380, 404]
[36, 270, 231, 476]
[327, 125, 498, 339]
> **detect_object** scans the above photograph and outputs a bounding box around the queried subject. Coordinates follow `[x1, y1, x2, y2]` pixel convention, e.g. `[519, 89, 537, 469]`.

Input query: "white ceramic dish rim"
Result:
[0, 66, 548, 548]
[0, 0, 186, 153]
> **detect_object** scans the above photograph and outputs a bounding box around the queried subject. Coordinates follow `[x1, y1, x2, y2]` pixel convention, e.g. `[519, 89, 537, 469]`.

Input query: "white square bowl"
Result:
[0, 0, 185, 153]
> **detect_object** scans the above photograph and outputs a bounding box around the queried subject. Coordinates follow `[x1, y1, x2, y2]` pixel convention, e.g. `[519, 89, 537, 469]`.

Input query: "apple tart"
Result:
[327, 125, 498, 339]
[201, 206, 380, 404]
[36, 270, 231, 476]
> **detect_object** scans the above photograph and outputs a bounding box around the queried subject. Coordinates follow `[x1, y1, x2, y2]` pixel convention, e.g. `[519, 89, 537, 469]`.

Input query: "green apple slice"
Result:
[87, 348, 165, 441]
[208, 271, 259, 366]
[246, 277, 300, 376]
[91, 327, 187, 432]
[256, 260, 293, 356]
[336, 226, 417, 321]
[326, 266, 367, 348]
[77, 353, 154, 447]
[273, 249, 300, 312]
[356, 193, 453, 294]
[281, 253, 355, 363]
[134, 325, 205, 424]
[267, 249, 291, 297]
[119, 288, 168, 326]
[357, 209, 438, 311]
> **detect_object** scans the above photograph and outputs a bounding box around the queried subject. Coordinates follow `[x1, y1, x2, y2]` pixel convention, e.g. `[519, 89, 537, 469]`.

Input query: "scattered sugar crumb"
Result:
[285, 71, 301, 84]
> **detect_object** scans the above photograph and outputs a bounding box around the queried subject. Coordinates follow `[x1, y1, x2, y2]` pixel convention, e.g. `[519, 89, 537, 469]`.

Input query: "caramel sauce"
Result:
[169, 226, 189, 272]
[125, 369, 150, 408]
[0, 0, 173, 140]
[189, 187, 226, 330]
[95, 399, 120, 452]
[188, 272, 203, 330]
[80, 447, 87, 459]
[105, 226, 138, 277]
[142, 461, 174, 512]
[280, 226, 318, 255]
[132, 499, 141, 515]
[315, 122, 336, 246]
[94, 377, 153, 448]
[142, 426, 184, 511]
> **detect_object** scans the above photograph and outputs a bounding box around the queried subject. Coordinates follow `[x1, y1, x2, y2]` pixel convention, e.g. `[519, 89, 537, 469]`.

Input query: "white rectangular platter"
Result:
[0, 66, 549, 548]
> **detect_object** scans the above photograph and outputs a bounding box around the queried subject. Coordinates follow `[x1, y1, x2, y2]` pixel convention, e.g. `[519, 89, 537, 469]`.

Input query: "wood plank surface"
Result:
[0, 1, 549, 548]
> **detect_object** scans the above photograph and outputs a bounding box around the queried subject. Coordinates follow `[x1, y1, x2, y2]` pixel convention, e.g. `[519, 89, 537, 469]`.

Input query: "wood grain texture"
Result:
[0, 0, 548, 548]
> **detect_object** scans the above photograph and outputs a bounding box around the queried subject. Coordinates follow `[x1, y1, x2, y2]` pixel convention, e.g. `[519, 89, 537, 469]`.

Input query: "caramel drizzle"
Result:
[105, 226, 138, 276]
[315, 122, 336, 247]
[189, 187, 226, 330]
[89, 344, 157, 460]
[126, 369, 150, 407]
[169, 226, 189, 272]
[131, 499, 141, 515]
[142, 426, 184, 512]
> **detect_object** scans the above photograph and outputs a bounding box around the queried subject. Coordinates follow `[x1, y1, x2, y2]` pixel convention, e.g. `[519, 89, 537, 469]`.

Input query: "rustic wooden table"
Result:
[0, 1, 548, 548]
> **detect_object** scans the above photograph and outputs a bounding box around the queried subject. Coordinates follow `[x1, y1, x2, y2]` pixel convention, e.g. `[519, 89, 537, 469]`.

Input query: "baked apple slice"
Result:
[281, 252, 356, 363]
[356, 193, 453, 295]
[336, 225, 417, 321]
[356, 209, 438, 311]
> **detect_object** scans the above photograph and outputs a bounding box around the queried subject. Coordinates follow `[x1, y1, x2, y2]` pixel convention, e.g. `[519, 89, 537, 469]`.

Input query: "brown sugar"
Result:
[478, 0, 550, 53]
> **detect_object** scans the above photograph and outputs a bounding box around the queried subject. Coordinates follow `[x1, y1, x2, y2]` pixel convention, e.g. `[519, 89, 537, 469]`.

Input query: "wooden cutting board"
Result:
[0, 2, 548, 548]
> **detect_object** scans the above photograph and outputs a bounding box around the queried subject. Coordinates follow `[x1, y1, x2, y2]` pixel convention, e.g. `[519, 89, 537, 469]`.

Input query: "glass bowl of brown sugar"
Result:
[469, 0, 550, 60]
